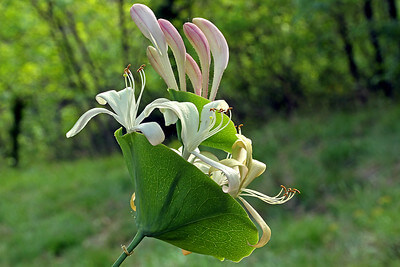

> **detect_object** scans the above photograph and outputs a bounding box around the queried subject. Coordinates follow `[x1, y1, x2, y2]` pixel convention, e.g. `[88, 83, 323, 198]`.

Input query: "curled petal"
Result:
[232, 134, 253, 167]
[193, 151, 219, 174]
[183, 22, 210, 98]
[185, 53, 202, 96]
[199, 100, 229, 133]
[239, 197, 271, 248]
[193, 18, 229, 101]
[130, 4, 167, 55]
[136, 98, 171, 124]
[96, 88, 134, 127]
[159, 19, 186, 91]
[242, 159, 266, 189]
[139, 99, 200, 149]
[66, 108, 121, 138]
[218, 158, 248, 188]
[192, 150, 240, 195]
[132, 122, 165, 146]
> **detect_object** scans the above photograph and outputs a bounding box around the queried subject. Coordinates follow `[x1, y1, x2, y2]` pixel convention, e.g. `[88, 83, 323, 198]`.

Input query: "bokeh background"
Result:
[1, 0, 399, 266]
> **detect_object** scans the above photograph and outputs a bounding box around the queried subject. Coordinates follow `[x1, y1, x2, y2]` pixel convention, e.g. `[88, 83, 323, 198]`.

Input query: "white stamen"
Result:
[134, 68, 146, 120]
[240, 187, 299, 205]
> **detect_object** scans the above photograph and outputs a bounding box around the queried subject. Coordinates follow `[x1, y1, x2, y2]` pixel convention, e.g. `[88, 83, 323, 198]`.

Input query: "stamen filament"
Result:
[134, 66, 146, 119]
[240, 186, 299, 205]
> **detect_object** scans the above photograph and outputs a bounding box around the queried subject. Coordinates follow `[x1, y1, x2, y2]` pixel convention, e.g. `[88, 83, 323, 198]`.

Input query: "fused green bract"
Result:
[115, 129, 258, 262]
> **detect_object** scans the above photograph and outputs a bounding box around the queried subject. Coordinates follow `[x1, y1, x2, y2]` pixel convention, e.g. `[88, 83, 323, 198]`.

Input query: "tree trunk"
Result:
[334, 11, 367, 102]
[10, 97, 25, 167]
[335, 13, 360, 82]
[157, 0, 178, 20]
[364, 0, 393, 97]
[387, 0, 398, 19]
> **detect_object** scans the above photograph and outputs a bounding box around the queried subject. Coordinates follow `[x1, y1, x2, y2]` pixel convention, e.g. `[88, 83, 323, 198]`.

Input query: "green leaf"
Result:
[168, 90, 238, 153]
[115, 129, 258, 262]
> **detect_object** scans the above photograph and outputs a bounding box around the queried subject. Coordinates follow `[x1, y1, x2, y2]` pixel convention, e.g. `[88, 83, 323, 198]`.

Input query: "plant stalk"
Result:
[112, 231, 145, 267]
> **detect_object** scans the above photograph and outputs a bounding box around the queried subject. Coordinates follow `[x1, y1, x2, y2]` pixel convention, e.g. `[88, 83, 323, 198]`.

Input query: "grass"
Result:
[1, 101, 399, 266]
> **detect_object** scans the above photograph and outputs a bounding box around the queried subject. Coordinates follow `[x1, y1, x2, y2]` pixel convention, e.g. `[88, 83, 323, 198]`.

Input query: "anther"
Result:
[280, 185, 287, 193]
[124, 64, 132, 74]
[137, 64, 146, 72]
[291, 188, 301, 194]
[225, 107, 233, 114]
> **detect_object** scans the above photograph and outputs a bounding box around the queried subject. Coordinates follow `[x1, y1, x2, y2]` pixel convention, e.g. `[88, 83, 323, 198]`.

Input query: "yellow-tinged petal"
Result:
[130, 192, 136, 211]
[232, 134, 253, 166]
[242, 159, 266, 189]
[239, 197, 271, 248]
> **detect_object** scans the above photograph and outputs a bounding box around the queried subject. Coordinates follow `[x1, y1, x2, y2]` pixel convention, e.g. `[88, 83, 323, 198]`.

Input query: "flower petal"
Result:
[239, 197, 271, 248]
[192, 150, 240, 195]
[242, 159, 266, 189]
[198, 100, 229, 133]
[135, 98, 171, 124]
[183, 22, 210, 98]
[147, 46, 171, 87]
[132, 122, 165, 146]
[146, 46, 179, 90]
[232, 134, 253, 166]
[185, 53, 202, 96]
[193, 18, 229, 101]
[66, 108, 121, 138]
[138, 98, 200, 150]
[96, 88, 134, 128]
[130, 4, 167, 55]
[159, 19, 186, 92]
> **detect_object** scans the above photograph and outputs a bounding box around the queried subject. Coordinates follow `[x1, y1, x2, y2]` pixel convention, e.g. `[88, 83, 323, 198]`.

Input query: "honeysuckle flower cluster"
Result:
[66, 3, 299, 264]
[130, 3, 228, 101]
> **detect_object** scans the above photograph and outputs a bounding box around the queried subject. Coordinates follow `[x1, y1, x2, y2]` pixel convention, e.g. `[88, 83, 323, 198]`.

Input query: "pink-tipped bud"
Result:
[159, 19, 186, 91]
[183, 22, 211, 98]
[130, 4, 167, 55]
[193, 18, 229, 101]
[185, 53, 202, 96]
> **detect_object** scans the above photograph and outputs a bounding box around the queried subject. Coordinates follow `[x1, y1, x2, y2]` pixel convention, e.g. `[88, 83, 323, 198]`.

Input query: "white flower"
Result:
[66, 65, 165, 146]
[209, 133, 300, 248]
[140, 99, 240, 194]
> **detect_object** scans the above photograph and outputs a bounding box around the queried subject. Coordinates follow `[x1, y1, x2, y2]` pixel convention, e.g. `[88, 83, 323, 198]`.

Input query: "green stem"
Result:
[112, 231, 145, 267]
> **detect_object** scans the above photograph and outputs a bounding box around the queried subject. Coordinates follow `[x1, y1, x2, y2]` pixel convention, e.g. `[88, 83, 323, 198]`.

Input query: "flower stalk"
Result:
[112, 231, 145, 267]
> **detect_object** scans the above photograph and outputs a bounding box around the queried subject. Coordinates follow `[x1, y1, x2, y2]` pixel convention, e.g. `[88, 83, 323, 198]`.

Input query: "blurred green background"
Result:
[1, 0, 399, 266]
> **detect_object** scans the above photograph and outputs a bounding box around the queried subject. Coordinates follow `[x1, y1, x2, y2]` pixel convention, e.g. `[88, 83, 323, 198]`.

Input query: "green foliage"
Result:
[115, 129, 258, 262]
[169, 90, 238, 153]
